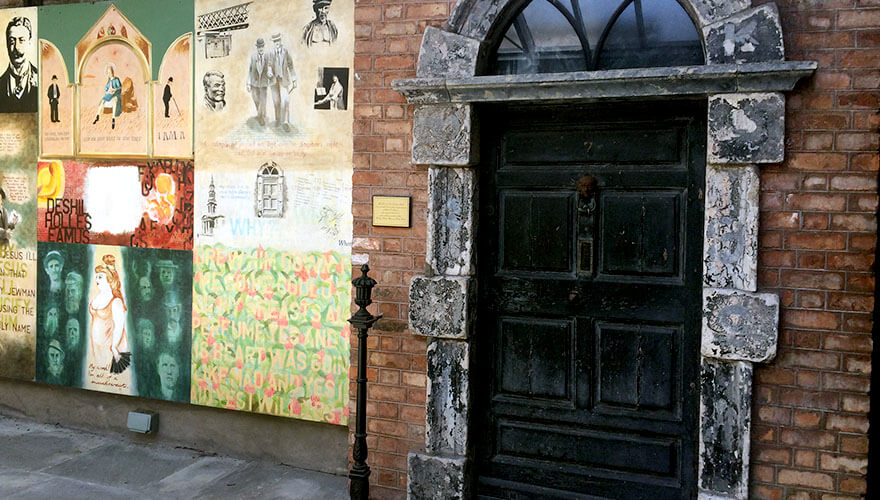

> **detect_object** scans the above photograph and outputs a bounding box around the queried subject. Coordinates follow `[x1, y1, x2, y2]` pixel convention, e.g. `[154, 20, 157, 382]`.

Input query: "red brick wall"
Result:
[351, 0, 877, 498]
[353, 2, 875, 499]
[350, 2, 453, 498]
[750, 1, 877, 498]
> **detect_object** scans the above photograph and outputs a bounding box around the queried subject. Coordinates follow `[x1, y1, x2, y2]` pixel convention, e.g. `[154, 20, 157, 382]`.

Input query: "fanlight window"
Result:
[490, 0, 704, 75]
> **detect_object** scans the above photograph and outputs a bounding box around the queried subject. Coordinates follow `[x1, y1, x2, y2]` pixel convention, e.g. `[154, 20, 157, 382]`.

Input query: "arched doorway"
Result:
[399, 1, 816, 498]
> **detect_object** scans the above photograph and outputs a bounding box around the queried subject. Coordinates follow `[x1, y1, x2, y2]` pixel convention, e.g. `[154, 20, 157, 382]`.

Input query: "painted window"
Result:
[256, 162, 284, 218]
[490, 0, 704, 75]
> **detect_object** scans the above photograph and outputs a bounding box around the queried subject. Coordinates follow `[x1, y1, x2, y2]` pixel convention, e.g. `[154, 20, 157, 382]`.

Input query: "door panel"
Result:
[476, 101, 706, 500]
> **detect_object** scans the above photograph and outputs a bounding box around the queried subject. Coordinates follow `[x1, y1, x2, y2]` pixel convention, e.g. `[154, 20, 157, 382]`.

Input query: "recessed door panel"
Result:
[596, 322, 679, 415]
[500, 191, 574, 273]
[497, 317, 573, 401]
[599, 191, 682, 278]
[503, 127, 683, 165]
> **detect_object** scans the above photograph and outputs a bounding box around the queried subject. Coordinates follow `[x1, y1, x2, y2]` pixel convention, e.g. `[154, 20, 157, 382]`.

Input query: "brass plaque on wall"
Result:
[372, 195, 411, 228]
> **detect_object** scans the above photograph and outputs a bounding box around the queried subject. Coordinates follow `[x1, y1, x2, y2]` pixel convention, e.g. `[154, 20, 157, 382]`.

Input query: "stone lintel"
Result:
[702, 288, 780, 363]
[392, 62, 816, 105]
[704, 164, 759, 291]
[409, 275, 475, 339]
[427, 167, 476, 277]
[708, 92, 785, 164]
[699, 358, 753, 500]
[704, 4, 785, 65]
[426, 338, 471, 455]
[417, 27, 482, 79]
[413, 104, 478, 166]
[407, 452, 470, 500]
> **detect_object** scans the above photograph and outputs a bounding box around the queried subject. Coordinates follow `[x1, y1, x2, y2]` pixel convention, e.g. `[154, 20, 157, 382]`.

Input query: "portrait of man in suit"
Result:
[47, 74, 60, 122]
[268, 33, 296, 132]
[246, 38, 269, 125]
[0, 16, 37, 113]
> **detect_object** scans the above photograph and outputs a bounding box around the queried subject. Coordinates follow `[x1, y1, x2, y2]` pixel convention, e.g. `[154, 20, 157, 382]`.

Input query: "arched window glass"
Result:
[490, 0, 704, 75]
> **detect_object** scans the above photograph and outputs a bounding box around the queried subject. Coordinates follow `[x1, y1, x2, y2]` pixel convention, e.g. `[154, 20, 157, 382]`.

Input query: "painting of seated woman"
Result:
[78, 41, 148, 157]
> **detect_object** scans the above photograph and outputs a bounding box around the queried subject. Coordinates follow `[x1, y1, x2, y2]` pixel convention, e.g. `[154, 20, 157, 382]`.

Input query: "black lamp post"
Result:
[349, 265, 382, 499]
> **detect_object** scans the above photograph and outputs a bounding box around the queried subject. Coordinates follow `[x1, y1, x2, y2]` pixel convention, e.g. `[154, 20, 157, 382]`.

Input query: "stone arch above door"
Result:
[396, 1, 816, 499]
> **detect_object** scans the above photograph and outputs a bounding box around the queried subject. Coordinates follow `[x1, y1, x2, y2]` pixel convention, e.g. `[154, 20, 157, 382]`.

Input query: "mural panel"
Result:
[154, 34, 193, 158]
[38, 1, 194, 159]
[0, 8, 38, 114]
[77, 40, 150, 157]
[192, 245, 349, 421]
[194, 0, 353, 424]
[40, 41, 74, 156]
[0, 113, 37, 379]
[36, 242, 192, 402]
[37, 159, 194, 249]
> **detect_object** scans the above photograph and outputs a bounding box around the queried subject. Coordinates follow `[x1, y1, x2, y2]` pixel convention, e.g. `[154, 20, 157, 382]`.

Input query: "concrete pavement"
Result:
[0, 414, 348, 499]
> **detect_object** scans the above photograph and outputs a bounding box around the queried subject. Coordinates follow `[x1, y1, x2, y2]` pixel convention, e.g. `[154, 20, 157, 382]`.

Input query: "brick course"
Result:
[751, 1, 876, 499]
[350, 3, 452, 497]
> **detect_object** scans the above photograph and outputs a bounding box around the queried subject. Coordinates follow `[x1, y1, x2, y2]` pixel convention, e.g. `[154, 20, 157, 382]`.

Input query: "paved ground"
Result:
[0, 414, 348, 499]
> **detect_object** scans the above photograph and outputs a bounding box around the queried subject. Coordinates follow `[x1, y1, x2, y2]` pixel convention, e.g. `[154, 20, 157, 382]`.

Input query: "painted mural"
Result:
[37, 1, 194, 159]
[35, 243, 192, 402]
[36, 159, 194, 249]
[0, 114, 37, 380]
[0, 0, 353, 427]
[0, 7, 39, 380]
[193, 0, 353, 424]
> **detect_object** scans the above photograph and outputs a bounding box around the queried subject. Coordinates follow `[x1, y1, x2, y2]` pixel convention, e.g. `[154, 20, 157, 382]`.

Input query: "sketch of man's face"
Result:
[158, 353, 179, 394]
[139, 276, 153, 302]
[65, 319, 80, 350]
[159, 268, 174, 288]
[64, 272, 83, 314]
[7, 23, 30, 69]
[137, 319, 155, 350]
[317, 5, 330, 23]
[45, 307, 59, 336]
[47, 346, 64, 376]
[204, 74, 225, 104]
[46, 259, 62, 283]
[164, 291, 182, 343]
[158, 265, 175, 289]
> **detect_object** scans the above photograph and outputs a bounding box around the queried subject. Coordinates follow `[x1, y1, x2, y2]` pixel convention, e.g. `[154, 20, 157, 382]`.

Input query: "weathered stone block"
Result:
[426, 339, 471, 455]
[407, 452, 470, 500]
[409, 276, 475, 339]
[703, 164, 759, 291]
[702, 288, 780, 363]
[704, 4, 784, 65]
[708, 93, 785, 164]
[394, 78, 451, 104]
[446, 0, 507, 40]
[688, 0, 751, 27]
[417, 27, 481, 79]
[698, 492, 738, 500]
[427, 167, 476, 277]
[413, 104, 478, 166]
[699, 358, 753, 500]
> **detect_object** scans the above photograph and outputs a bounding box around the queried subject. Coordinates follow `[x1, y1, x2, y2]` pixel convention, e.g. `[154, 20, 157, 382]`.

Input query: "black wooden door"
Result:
[475, 101, 706, 499]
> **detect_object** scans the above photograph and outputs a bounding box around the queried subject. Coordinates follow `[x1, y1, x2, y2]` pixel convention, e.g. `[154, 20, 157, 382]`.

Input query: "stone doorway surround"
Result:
[393, 1, 816, 498]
